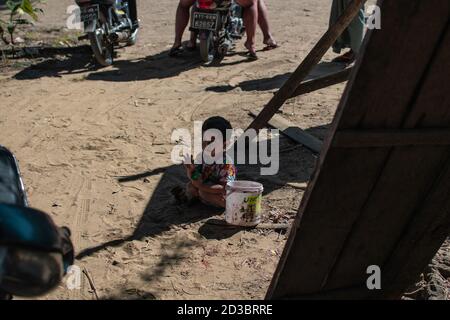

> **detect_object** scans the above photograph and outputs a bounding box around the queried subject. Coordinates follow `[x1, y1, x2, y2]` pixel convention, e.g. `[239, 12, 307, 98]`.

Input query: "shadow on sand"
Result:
[12, 47, 204, 81]
[75, 131, 326, 262]
[12, 42, 261, 81]
[205, 61, 347, 93]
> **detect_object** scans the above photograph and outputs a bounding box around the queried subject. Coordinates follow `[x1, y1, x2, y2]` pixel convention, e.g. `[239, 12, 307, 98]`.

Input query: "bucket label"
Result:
[240, 195, 262, 223]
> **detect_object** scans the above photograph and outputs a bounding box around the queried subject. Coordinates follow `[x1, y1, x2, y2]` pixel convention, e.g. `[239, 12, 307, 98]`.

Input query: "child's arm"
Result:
[193, 163, 236, 195]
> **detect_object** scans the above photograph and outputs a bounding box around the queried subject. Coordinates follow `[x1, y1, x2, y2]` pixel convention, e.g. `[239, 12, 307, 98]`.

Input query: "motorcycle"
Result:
[75, 0, 139, 66]
[0, 146, 74, 300]
[190, 0, 245, 63]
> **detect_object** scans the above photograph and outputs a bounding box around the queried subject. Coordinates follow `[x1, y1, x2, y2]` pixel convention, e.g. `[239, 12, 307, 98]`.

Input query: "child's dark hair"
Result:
[202, 116, 232, 141]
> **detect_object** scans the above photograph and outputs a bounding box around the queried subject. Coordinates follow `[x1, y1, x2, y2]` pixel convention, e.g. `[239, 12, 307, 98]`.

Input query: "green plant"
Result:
[0, 0, 43, 45]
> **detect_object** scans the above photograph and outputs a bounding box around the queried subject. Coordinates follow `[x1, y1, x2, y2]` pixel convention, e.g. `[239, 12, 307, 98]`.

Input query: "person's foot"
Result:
[244, 41, 258, 60]
[169, 43, 184, 57]
[332, 50, 356, 64]
[169, 39, 197, 56]
[263, 37, 278, 51]
[185, 39, 196, 51]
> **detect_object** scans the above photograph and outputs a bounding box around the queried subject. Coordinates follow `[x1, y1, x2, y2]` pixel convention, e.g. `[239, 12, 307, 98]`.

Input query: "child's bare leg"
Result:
[199, 189, 225, 208]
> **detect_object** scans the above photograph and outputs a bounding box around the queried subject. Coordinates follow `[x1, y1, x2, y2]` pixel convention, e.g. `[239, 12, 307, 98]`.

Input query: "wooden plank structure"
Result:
[266, 0, 450, 299]
[249, 110, 323, 153]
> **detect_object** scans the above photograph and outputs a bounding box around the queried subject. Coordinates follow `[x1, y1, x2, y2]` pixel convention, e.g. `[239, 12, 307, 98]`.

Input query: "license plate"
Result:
[80, 4, 99, 23]
[191, 12, 219, 31]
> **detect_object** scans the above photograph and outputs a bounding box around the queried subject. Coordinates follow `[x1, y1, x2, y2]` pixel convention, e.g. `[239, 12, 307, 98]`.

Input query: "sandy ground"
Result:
[0, 0, 347, 300]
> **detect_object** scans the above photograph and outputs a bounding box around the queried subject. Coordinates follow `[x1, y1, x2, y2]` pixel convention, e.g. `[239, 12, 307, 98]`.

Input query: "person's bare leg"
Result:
[188, 31, 197, 49]
[237, 0, 258, 58]
[172, 0, 196, 51]
[199, 189, 226, 208]
[258, 0, 277, 48]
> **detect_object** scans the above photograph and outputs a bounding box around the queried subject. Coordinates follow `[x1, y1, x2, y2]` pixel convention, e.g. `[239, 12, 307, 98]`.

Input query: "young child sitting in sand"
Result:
[172, 116, 237, 208]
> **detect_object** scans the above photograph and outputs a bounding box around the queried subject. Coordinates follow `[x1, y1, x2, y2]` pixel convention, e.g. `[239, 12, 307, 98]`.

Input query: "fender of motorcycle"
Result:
[199, 30, 212, 40]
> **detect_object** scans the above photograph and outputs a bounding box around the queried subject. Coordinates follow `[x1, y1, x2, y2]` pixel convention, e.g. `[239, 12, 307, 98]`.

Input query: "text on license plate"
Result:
[80, 5, 99, 23]
[192, 12, 219, 31]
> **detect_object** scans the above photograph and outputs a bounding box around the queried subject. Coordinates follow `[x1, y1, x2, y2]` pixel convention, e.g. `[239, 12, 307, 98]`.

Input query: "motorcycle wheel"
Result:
[216, 40, 229, 61]
[199, 32, 215, 63]
[89, 16, 113, 67]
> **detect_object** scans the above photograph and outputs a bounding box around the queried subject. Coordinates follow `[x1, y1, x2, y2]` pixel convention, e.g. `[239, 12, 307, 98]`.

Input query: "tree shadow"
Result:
[73, 125, 332, 296]
[139, 239, 198, 283]
[102, 288, 158, 300]
[205, 61, 347, 93]
[198, 218, 258, 240]
[76, 164, 224, 260]
[75, 127, 327, 260]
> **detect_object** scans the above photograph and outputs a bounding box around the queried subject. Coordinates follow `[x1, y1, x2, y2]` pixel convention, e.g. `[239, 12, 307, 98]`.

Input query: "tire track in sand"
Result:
[68, 177, 92, 300]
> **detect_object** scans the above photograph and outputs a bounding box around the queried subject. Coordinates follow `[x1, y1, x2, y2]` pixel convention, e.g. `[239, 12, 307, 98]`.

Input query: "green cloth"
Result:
[330, 0, 366, 54]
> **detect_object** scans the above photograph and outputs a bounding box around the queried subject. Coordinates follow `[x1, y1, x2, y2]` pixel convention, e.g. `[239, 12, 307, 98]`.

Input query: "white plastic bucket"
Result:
[225, 181, 264, 227]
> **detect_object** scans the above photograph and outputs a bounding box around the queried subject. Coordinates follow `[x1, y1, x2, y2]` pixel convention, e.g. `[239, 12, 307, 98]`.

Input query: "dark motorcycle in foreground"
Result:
[190, 0, 245, 63]
[0, 146, 74, 300]
[75, 0, 139, 66]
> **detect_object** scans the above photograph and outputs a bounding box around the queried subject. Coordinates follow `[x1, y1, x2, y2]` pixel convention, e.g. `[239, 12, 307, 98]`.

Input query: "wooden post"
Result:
[248, 0, 366, 131]
[289, 67, 353, 99]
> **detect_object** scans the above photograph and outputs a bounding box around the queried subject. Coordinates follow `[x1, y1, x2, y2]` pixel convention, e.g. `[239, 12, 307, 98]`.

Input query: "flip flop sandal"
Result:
[332, 52, 356, 64]
[169, 46, 184, 57]
[246, 51, 258, 60]
[263, 43, 279, 51]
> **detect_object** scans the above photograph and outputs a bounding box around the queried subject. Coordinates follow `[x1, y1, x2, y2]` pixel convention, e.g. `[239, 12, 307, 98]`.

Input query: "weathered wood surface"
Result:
[249, 110, 323, 153]
[289, 67, 353, 99]
[267, 0, 450, 300]
[333, 129, 450, 148]
[205, 219, 290, 231]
